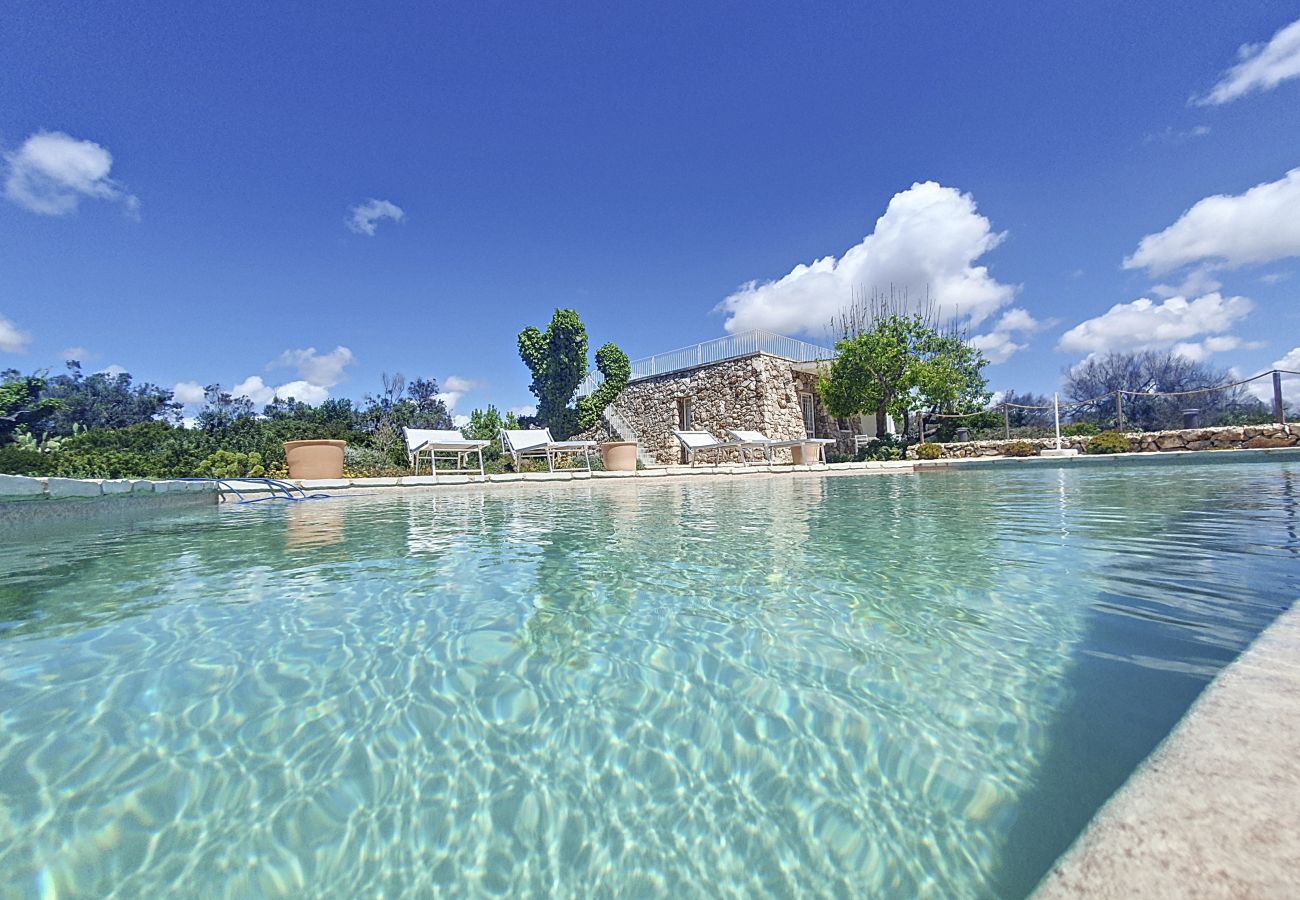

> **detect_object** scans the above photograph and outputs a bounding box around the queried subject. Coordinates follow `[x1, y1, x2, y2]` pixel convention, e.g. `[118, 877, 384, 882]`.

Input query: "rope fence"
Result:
[917, 368, 1295, 441]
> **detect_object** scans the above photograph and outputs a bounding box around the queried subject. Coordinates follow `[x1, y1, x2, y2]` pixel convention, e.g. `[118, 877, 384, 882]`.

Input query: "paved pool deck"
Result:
[1034, 600, 1300, 899]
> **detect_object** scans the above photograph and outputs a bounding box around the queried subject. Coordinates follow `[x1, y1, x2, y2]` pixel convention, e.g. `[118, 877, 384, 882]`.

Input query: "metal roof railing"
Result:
[577, 330, 834, 395]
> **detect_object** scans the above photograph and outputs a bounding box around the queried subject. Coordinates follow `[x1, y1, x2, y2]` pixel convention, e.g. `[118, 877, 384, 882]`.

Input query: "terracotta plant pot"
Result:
[600, 441, 638, 471]
[790, 442, 821, 465]
[283, 439, 347, 480]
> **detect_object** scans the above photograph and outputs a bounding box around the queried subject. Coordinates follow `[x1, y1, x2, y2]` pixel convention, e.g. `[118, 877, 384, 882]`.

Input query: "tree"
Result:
[1063, 350, 1264, 430]
[197, 384, 255, 431]
[39, 361, 180, 436]
[999, 389, 1052, 429]
[517, 309, 629, 440]
[818, 290, 989, 436]
[461, 405, 520, 462]
[0, 372, 60, 444]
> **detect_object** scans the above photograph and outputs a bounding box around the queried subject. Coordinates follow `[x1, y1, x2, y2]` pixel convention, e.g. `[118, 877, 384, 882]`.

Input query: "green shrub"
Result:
[1062, 422, 1100, 437]
[1002, 440, 1036, 457]
[856, 434, 906, 462]
[914, 442, 942, 460]
[0, 446, 51, 475]
[196, 450, 265, 478]
[1085, 431, 1133, 454]
[343, 445, 407, 478]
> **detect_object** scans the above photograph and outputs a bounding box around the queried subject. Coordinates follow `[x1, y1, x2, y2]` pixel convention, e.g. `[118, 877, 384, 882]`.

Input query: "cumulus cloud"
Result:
[1125, 168, 1300, 275]
[4, 131, 138, 216]
[232, 375, 329, 407]
[969, 308, 1047, 364]
[99, 364, 127, 378]
[717, 181, 1016, 336]
[0, 314, 31, 352]
[1057, 293, 1254, 357]
[60, 346, 97, 362]
[347, 198, 405, 236]
[452, 414, 470, 428]
[1246, 346, 1300, 402]
[1169, 334, 1265, 363]
[172, 381, 207, 405]
[1150, 265, 1223, 299]
[1196, 16, 1300, 106]
[271, 346, 354, 388]
[436, 375, 479, 412]
[214, 346, 357, 410]
[509, 404, 537, 418]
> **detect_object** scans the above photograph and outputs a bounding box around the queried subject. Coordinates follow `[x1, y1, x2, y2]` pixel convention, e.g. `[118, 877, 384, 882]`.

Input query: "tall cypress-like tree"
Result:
[517, 309, 629, 440]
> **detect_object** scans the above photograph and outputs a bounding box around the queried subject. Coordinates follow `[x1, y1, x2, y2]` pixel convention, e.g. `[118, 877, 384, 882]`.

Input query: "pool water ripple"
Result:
[2, 459, 1299, 897]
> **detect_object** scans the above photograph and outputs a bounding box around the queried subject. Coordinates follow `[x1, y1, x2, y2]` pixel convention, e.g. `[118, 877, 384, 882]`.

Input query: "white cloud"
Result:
[0, 314, 31, 352]
[452, 414, 470, 428]
[1150, 265, 1222, 299]
[435, 375, 480, 411]
[1196, 17, 1300, 105]
[347, 198, 405, 236]
[1246, 346, 1300, 402]
[3, 131, 138, 216]
[60, 346, 96, 362]
[1169, 335, 1263, 363]
[1125, 168, 1300, 275]
[717, 181, 1016, 336]
[1057, 293, 1254, 357]
[232, 375, 329, 407]
[509, 404, 537, 418]
[969, 307, 1046, 364]
[172, 380, 207, 405]
[1142, 124, 1211, 144]
[270, 346, 354, 387]
[1260, 271, 1291, 285]
[98, 364, 127, 378]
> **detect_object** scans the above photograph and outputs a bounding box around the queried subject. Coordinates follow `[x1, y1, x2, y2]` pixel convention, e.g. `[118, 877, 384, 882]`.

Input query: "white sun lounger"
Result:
[500, 428, 597, 472]
[403, 428, 490, 478]
[727, 429, 835, 463]
[672, 430, 764, 466]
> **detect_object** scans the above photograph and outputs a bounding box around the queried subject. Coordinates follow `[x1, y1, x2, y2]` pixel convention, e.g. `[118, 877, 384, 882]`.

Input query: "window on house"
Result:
[799, 393, 815, 438]
[836, 417, 850, 432]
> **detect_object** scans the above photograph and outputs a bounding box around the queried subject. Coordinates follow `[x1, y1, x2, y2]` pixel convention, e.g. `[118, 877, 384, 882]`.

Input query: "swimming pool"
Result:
[2, 459, 1298, 897]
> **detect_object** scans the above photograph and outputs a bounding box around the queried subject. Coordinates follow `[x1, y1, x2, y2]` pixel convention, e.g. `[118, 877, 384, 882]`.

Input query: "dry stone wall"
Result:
[908, 423, 1299, 459]
[583, 353, 832, 465]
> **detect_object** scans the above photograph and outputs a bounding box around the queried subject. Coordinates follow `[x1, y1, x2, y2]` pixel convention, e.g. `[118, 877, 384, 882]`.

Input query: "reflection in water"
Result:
[0, 462, 1298, 897]
[284, 499, 346, 549]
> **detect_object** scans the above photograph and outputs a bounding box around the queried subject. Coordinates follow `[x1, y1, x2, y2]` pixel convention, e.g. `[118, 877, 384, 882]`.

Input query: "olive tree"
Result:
[817, 290, 990, 437]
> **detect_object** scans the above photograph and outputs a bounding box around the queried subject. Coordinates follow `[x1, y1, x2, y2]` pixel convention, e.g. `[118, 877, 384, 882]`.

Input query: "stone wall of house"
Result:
[582, 353, 837, 465]
[907, 423, 1299, 459]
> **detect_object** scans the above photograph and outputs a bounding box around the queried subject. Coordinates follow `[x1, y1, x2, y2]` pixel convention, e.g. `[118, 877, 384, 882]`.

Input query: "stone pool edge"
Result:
[1033, 599, 1300, 899]
[0, 475, 218, 532]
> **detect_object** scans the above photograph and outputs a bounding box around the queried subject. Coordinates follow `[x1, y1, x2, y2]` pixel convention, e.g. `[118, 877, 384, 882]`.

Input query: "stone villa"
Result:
[579, 330, 889, 465]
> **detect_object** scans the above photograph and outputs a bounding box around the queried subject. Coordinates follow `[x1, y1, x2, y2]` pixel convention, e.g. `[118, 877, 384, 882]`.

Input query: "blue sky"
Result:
[3, 2, 1300, 420]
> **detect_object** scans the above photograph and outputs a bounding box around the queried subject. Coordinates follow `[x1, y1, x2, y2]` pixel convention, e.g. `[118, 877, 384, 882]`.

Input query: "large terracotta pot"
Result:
[790, 442, 821, 465]
[283, 439, 346, 480]
[600, 441, 638, 471]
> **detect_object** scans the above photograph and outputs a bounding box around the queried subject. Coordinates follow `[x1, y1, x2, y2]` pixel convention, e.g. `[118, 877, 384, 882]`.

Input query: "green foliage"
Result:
[0, 446, 49, 475]
[342, 445, 407, 478]
[460, 405, 521, 464]
[518, 309, 628, 440]
[932, 409, 1001, 442]
[1062, 422, 1100, 437]
[40, 361, 180, 436]
[196, 450, 265, 478]
[1085, 431, 1133, 455]
[914, 442, 942, 460]
[856, 434, 906, 462]
[1002, 440, 1036, 457]
[0, 373, 60, 443]
[818, 298, 989, 437]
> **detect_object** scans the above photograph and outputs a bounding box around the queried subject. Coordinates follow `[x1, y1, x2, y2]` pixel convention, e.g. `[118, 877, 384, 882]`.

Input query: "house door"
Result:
[799, 393, 815, 438]
[677, 398, 693, 463]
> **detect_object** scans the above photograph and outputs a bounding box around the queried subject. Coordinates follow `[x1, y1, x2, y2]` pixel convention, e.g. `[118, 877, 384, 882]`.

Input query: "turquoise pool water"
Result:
[2, 460, 1299, 897]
